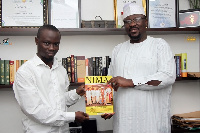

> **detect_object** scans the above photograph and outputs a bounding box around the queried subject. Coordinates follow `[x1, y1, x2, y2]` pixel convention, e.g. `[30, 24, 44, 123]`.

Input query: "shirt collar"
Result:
[33, 54, 59, 69]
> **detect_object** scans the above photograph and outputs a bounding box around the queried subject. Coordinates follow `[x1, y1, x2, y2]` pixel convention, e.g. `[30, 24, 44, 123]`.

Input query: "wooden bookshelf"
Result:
[0, 82, 85, 89]
[0, 27, 200, 36]
[1, 78, 200, 90]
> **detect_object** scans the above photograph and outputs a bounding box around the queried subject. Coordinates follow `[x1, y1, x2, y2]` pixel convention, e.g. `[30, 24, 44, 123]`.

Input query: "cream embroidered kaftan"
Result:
[110, 36, 176, 133]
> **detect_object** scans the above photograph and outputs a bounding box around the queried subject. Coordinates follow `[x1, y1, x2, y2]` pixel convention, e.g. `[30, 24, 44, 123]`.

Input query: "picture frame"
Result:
[49, 0, 81, 28]
[114, 0, 147, 28]
[0, 0, 48, 28]
[147, 0, 178, 28]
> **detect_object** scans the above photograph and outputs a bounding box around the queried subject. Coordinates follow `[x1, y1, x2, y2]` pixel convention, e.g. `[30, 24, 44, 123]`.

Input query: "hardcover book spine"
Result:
[88, 58, 93, 76]
[92, 57, 96, 76]
[71, 55, 75, 83]
[62, 58, 67, 70]
[9, 60, 15, 85]
[102, 56, 107, 76]
[99, 57, 102, 76]
[66, 57, 72, 82]
[16, 60, 20, 72]
[106, 56, 110, 76]
[95, 57, 99, 76]
[77, 56, 86, 83]
[4, 60, 10, 85]
[74, 56, 78, 82]
[181, 53, 187, 77]
[85, 58, 89, 76]
[0, 60, 5, 84]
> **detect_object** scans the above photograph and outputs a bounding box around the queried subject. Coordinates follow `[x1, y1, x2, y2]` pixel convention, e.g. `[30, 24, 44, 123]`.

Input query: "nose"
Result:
[48, 44, 55, 50]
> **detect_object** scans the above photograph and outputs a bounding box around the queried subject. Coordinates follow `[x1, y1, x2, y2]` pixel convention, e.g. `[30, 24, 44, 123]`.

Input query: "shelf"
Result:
[1, 77, 199, 89]
[176, 77, 200, 81]
[0, 27, 200, 36]
[0, 82, 84, 89]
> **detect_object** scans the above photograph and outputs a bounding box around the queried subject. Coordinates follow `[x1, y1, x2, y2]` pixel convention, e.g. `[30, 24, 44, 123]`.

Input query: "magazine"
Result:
[85, 76, 114, 115]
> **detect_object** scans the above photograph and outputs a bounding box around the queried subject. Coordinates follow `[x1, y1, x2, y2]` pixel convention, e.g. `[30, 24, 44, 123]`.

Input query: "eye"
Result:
[124, 20, 132, 24]
[43, 42, 50, 46]
[135, 18, 141, 22]
[54, 43, 60, 46]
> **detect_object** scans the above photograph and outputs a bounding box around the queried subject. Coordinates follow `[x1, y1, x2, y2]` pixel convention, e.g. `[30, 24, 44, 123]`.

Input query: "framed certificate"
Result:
[114, 0, 147, 28]
[0, 0, 47, 27]
[49, 0, 81, 28]
[147, 0, 178, 28]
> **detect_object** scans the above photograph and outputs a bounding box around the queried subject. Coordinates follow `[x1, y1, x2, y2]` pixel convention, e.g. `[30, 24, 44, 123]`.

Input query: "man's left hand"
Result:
[76, 84, 85, 96]
[107, 76, 134, 91]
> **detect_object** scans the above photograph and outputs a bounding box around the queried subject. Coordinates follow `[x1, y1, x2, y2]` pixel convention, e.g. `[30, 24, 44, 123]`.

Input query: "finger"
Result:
[101, 113, 107, 118]
[104, 114, 112, 119]
[84, 113, 89, 117]
[107, 78, 115, 85]
[107, 79, 112, 84]
[106, 113, 115, 119]
[85, 116, 89, 120]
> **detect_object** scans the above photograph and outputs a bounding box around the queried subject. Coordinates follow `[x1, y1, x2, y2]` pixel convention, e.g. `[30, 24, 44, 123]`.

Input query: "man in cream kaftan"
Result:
[101, 3, 176, 133]
[110, 36, 176, 133]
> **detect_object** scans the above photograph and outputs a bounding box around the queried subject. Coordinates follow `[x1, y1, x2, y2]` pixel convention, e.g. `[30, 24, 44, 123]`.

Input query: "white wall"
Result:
[0, 0, 199, 132]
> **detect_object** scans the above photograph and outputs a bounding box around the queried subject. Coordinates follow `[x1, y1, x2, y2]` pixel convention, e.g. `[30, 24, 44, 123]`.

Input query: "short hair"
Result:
[37, 25, 61, 38]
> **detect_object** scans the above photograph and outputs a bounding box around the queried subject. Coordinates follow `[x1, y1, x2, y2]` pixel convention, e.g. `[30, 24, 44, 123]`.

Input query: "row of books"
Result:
[174, 53, 187, 77]
[0, 60, 27, 85]
[62, 55, 111, 83]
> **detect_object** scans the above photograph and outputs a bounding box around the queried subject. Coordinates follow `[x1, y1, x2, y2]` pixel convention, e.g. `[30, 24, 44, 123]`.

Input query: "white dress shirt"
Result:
[13, 54, 81, 133]
[110, 36, 176, 133]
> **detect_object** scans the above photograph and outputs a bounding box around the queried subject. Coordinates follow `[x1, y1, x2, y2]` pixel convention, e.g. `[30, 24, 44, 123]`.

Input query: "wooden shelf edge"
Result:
[0, 27, 200, 36]
[0, 82, 85, 89]
[1, 77, 199, 90]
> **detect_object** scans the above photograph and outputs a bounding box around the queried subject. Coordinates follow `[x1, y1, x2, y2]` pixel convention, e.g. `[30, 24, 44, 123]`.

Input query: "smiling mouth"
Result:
[130, 28, 139, 33]
[48, 53, 55, 56]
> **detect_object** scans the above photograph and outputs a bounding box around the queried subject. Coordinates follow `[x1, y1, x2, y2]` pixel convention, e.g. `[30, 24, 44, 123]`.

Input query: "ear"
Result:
[35, 37, 38, 45]
[145, 18, 148, 28]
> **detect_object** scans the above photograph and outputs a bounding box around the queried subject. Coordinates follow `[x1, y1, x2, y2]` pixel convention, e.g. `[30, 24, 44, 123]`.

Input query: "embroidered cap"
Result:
[123, 3, 145, 19]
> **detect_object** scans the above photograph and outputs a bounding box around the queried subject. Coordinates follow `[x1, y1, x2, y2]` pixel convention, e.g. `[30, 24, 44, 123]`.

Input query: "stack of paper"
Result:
[171, 111, 200, 130]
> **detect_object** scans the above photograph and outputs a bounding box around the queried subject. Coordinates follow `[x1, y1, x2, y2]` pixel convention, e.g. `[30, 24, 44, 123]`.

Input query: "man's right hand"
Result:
[75, 111, 89, 123]
[101, 112, 115, 120]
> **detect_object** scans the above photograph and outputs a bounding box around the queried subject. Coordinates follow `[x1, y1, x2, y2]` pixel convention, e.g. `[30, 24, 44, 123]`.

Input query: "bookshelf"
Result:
[0, 82, 85, 89]
[0, 27, 200, 36]
[0, 78, 199, 89]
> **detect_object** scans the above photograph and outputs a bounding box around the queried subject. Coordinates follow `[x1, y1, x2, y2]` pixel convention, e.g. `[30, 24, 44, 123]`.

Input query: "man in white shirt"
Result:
[101, 3, 176, 133]
[13, 25, 89, 133]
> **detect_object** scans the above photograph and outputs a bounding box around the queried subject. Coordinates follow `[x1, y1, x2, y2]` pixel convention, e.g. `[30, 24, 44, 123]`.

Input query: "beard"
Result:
[128, 33, 141, 41]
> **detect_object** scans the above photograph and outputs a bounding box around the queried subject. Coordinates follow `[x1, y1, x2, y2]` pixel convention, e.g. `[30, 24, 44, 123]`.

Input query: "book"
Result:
[181, 53, 187, 77]
[4, 60, 10, 85]
[99, 57, 103, 76]
[0, 60, 5, 84]
[88, 58, 93, 76]
[66, 57, 72, 82]
[71, 55, 75, 83]
[62, 58, 67, 70]
[76, 56, 86, 82]
[74, 56, 78, 82]
[174, 55, 182, 77]
[92, 57, 96, 76]
[105, 56, 111, 76]
[16, 60, 20, 72]
[102, 56, 107, 76]
[9, 60, 15, 84]
[85, 76, 114, 115]
[85, 58, 89, 76]
[95, 57, 99, 76]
